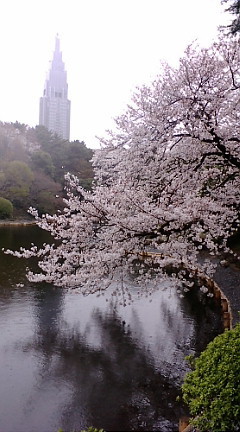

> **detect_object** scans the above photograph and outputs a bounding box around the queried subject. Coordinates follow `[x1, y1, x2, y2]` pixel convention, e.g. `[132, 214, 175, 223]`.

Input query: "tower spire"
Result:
[55, 33, 60, 53]
[39, 35, 71, 140]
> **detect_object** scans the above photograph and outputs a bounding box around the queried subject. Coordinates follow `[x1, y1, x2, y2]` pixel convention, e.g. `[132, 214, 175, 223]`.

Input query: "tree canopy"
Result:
[6, 37, 240, 298]
[182, 323, 240, 431]
[0, 123, 94, 216]
[222, 0, 240, 34]
[0, 197, 13, 219]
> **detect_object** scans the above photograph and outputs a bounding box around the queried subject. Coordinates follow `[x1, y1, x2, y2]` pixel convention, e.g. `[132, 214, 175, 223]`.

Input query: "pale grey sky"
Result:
[0, 0, 230, 148]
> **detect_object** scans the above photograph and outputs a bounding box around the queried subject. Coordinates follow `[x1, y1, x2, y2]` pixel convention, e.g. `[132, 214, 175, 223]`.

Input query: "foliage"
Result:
[0, 197, 13, 219]
[31, 150, 55, 177]
[222, 0, 240, 34]
[5, 37, 240, 297]
[33, 127, 94, 187]
[83, 428, 104, 432]
[2, 161, 34, 208]
[182, 323, 240, 431]
[0, 122, 94, 216]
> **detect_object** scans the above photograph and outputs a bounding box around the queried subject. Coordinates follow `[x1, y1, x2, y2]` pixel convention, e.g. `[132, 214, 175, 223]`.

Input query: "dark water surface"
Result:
[0, 225, 223, 432]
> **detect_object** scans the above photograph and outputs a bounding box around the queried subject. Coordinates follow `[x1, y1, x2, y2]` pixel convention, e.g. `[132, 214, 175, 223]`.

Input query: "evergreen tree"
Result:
[222, 0, 240, 33]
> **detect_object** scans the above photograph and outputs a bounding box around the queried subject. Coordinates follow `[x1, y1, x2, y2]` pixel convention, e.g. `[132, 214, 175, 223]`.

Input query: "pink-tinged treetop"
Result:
[6, 36, 240, 301]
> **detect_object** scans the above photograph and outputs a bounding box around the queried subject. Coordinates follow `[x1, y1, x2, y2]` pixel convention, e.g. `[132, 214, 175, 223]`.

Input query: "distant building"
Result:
[39, 35, 71, 140]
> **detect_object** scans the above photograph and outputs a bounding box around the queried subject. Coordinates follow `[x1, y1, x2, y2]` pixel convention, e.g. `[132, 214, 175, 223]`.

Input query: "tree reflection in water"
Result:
[22, 285, 222, 432]
[0, 225, 223, 432]
[23, 297, 185, 432]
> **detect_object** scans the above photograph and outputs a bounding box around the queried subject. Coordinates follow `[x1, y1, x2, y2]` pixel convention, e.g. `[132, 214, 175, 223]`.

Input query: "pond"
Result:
[0, 224, 223, 432]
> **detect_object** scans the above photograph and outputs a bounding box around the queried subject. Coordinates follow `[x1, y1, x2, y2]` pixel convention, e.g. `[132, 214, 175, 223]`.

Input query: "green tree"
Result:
[3, 161, 34, 207]
[0, 197, 13, 219]
[33, 125, 57, 149]
[29, 171, 63, 215]
[222, 0, 240, 33]
[0, 122, 93, 216]
[182, 323, 240, 431]
[31, 150, 55, 177]
[64, 140, 93, 189]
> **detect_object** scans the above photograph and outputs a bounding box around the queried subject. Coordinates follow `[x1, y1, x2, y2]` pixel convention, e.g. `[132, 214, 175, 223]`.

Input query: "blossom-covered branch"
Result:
[5, 36, 240, 298]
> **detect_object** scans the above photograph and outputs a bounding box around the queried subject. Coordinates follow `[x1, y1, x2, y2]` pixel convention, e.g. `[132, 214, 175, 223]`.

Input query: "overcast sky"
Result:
[0, 0, 230, 148]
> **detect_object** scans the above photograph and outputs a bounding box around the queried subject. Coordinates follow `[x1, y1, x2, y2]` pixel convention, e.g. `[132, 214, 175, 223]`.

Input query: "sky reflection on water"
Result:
[0, 225, 223, 431]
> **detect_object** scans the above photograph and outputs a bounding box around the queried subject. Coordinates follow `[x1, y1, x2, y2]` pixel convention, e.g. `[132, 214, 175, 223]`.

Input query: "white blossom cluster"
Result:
[5, 36, 240, 298]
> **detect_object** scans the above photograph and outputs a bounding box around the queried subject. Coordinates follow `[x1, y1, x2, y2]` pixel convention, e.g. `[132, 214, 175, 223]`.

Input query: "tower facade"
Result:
[39, 35, 71, 140]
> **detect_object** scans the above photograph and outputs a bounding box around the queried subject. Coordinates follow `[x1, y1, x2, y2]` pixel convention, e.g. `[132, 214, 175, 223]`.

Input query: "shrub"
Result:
[0, 197, 13, 219]
[182, 323, 240, 431]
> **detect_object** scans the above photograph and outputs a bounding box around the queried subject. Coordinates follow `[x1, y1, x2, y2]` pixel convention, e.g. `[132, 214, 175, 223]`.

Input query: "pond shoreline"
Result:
[215, 263, 240, 326]
[0, 219, 36, 226]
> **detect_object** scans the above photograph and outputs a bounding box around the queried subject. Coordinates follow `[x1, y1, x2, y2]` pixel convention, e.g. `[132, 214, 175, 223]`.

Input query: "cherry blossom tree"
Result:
[6, 36, 240, 300]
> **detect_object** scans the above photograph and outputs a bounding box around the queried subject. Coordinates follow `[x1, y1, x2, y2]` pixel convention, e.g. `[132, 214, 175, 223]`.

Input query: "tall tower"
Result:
[39, 35, 71, 140]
